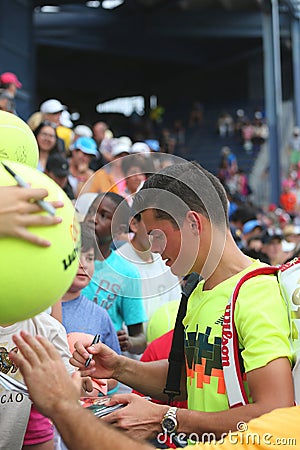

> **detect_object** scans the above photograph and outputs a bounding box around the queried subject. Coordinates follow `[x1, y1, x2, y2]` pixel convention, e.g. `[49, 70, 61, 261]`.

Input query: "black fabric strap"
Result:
[164, 272, 200, 405]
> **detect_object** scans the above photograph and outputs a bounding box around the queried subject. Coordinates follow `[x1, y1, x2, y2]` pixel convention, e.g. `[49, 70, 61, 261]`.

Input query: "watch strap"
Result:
[161, 406, 178, 434]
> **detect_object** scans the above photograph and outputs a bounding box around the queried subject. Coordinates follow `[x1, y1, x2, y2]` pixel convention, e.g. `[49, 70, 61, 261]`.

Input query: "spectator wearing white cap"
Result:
[97, 135, 132, 166]
[118, 135, 132, 147]
[68, 136, 98, 198]
[73, 125, 93, 139]
[130, 142, 150, 156]
[40, 99, 68, 153]
[40, 99, 66, 126]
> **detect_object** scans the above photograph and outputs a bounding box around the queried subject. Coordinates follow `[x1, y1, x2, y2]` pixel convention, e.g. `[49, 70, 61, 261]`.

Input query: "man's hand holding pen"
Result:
[70, 336, 120, 380]
[85, 334, 101, 367]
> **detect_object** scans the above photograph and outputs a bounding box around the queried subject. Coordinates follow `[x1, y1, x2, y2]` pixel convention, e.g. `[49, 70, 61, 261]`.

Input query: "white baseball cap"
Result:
[40, 99, 66, 114]
[74, 125, 93, 138]
[131, 142, 151, 155]
[118, 136, 132, 147]
[111, 141, 131, 157]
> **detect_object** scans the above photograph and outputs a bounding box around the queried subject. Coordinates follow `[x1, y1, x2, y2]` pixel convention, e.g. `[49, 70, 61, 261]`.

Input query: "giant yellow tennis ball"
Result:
[0, 161, 81, 324]
[0, 111, 39, 168]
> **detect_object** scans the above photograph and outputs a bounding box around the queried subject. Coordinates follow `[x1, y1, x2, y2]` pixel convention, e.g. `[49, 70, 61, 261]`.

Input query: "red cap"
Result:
[268, 203, 277, 212]
[0, 72, 22, 88]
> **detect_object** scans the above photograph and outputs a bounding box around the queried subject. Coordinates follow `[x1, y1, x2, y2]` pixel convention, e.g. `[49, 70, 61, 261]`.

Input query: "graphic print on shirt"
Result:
[92, 279, 121, 310]
[185, 323, 245, 396]
[0, 347, 18, 374]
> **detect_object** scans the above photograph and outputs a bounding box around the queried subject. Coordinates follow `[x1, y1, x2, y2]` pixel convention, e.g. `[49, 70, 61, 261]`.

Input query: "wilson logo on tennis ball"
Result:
[62, 247, 79, 271]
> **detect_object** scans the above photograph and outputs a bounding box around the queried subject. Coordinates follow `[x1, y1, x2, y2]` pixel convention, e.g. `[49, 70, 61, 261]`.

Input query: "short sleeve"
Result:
[34, 313, 74, 375]
[235, 274, 292, 373]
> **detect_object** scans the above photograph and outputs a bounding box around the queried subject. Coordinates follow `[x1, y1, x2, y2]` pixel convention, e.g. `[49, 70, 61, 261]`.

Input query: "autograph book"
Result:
[0, 373, 124, 418]
[80, 396, 125, 418]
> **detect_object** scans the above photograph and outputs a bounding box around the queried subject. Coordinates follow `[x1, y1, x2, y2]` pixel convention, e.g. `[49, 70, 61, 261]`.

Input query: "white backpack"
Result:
[222, 258, 300, 407]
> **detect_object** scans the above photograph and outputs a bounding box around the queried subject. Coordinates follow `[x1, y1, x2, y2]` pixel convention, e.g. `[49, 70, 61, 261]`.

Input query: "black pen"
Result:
[1, 162, 56, 216]
[85, 334, 101, 367]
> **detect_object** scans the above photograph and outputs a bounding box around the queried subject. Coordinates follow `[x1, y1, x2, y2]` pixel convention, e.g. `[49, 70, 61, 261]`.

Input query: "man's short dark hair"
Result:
[133, 161, 229, 229]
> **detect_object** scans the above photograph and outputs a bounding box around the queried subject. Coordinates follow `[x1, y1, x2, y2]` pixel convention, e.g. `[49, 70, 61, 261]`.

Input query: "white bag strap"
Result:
[277, 258, 300, 340]
[222, 265, 278, 408]
[278, 258, 300, 405]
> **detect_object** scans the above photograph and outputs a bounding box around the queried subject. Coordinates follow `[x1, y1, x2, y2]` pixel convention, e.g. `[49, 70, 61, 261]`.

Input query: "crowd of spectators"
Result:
[217, 108, 269, 154]
[3, 70, 300, 291]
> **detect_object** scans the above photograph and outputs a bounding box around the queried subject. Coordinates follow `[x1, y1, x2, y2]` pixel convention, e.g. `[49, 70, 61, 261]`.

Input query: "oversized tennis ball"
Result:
[0, 161, 80, 324]
[0, 111, 39, 168]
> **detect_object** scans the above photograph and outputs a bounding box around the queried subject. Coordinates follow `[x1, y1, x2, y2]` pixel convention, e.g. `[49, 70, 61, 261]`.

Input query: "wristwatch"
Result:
[161, 407, 178, 435]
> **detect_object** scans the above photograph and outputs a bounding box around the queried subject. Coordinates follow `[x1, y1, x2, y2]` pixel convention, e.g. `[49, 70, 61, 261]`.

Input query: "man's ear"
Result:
[186, 211, 202, 234]
[129, 217, 138, 234]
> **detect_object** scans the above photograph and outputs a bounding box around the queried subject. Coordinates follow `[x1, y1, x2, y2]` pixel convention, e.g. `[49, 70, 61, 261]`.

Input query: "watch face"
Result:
[162, 417, 176, 434]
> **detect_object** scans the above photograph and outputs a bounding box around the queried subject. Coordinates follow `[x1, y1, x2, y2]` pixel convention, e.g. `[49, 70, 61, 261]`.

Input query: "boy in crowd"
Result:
[62, 225, 120, 395]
